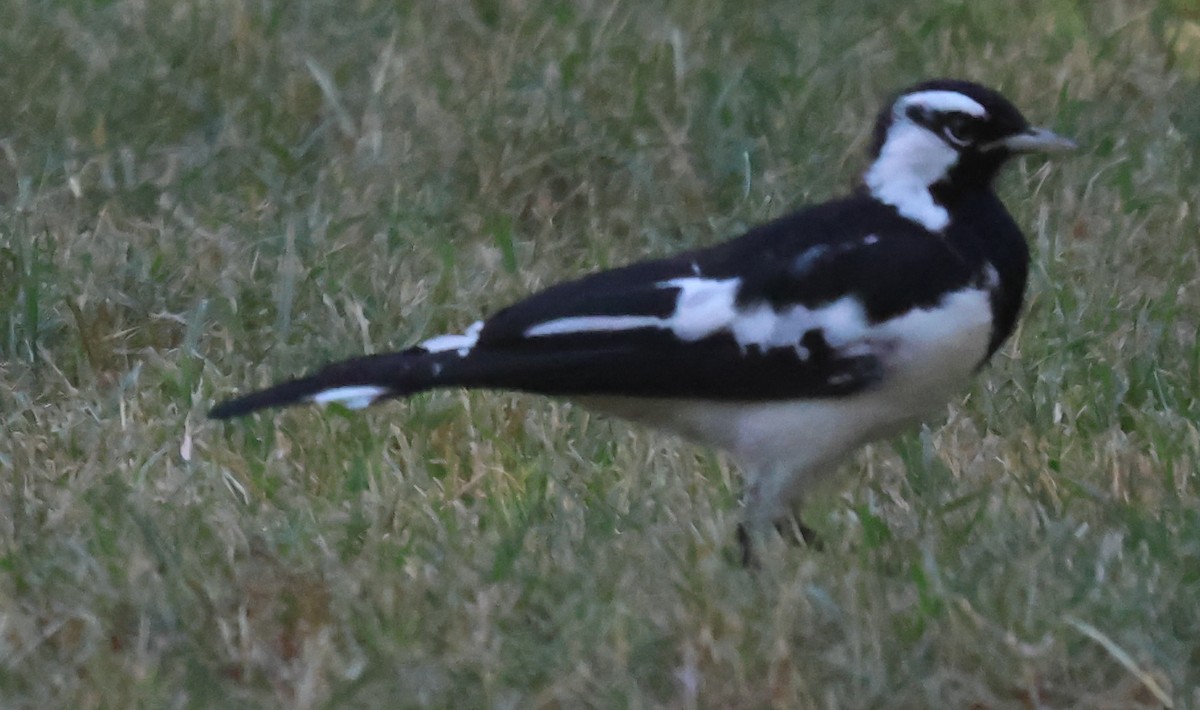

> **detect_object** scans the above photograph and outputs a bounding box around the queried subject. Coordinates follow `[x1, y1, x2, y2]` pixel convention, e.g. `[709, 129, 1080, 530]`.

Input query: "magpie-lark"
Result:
[210, 79, 1075, 565]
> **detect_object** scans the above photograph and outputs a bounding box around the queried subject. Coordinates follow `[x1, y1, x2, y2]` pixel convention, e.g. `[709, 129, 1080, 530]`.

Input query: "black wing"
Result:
[438, 195, 986, 400]
[210, 194, 995, 418]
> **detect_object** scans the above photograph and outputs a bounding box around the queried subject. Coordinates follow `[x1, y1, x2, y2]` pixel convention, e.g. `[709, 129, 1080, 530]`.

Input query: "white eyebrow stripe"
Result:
[899, 90, 987, 117]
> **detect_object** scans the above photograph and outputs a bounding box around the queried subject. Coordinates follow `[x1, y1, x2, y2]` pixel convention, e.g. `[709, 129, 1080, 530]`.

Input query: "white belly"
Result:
[575, 286, 994, 519]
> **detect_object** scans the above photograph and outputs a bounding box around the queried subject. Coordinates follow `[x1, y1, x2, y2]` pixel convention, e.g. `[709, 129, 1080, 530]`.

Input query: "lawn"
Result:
[2, 0, 1198, 707]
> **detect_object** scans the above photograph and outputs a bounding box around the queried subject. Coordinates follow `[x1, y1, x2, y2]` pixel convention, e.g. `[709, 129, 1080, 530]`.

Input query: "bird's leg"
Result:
[738, 464, 799, 567]
[736, 522, 757, 568]
[738, 463, 827, 565]
[738, 514, 821, 567]
[738, 472, 771, 568]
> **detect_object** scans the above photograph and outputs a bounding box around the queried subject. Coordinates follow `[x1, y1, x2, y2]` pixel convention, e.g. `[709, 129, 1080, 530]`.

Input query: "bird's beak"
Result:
[994, 126, 1078, 153]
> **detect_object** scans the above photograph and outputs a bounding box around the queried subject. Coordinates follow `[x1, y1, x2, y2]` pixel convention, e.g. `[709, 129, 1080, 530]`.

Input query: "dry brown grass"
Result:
[2, 0, 1198, 707]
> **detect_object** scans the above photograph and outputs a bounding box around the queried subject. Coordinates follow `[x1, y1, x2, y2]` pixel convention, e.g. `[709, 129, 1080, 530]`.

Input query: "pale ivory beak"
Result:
[993, 126, 1078, 153]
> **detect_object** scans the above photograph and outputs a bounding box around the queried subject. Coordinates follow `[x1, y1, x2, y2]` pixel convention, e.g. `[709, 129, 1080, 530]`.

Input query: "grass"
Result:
[1, 0, 1199, 707]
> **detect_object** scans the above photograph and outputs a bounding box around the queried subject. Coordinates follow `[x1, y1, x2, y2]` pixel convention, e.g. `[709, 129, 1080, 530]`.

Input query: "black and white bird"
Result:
[210, 79, 1075, 564]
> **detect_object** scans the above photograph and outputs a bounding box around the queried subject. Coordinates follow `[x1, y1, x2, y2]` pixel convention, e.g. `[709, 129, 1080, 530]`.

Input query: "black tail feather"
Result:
[208, 348, 440, 420]
[207, 375, 335, 419]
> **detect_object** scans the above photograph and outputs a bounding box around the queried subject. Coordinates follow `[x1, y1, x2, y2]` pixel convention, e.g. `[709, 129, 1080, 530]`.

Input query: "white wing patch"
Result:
[522, 278, 740, 342]
[420, 320, 484, 356]
[664, 277, 741, 340]
[525, 315, 663, 337]
[812, 298, 869, 347]
[523, 276, 871, 357]
[728, 299, 865, 359]
[308, 385, 389, 410]
[728, 303, 777, 349]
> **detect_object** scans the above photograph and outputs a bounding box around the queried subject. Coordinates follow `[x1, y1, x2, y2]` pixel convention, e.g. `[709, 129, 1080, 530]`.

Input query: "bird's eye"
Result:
[942, 114, 973, 146]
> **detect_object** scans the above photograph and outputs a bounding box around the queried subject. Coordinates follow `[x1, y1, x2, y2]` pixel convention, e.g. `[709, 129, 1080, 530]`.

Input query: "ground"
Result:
[1, 0, 1198, 707]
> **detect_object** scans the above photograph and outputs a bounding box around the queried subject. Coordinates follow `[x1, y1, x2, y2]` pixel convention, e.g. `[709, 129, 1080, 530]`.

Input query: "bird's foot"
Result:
[777, 518, 823, 551]
[736, 517, 822, 568]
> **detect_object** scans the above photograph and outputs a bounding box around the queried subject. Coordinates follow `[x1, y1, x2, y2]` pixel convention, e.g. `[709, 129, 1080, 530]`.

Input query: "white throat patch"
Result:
[864, 120, 958, 232]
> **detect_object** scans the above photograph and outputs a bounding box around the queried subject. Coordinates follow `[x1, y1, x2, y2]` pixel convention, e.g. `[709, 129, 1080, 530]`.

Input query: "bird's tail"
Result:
[208, 347, 448, 420]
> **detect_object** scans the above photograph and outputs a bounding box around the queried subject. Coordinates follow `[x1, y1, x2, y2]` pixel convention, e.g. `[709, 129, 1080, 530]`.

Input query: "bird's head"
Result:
[864, 79, 1075, 227]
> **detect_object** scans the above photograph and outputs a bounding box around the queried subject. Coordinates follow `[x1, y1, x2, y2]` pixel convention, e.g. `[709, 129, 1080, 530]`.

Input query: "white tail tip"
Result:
[307, 385, 389, 410]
